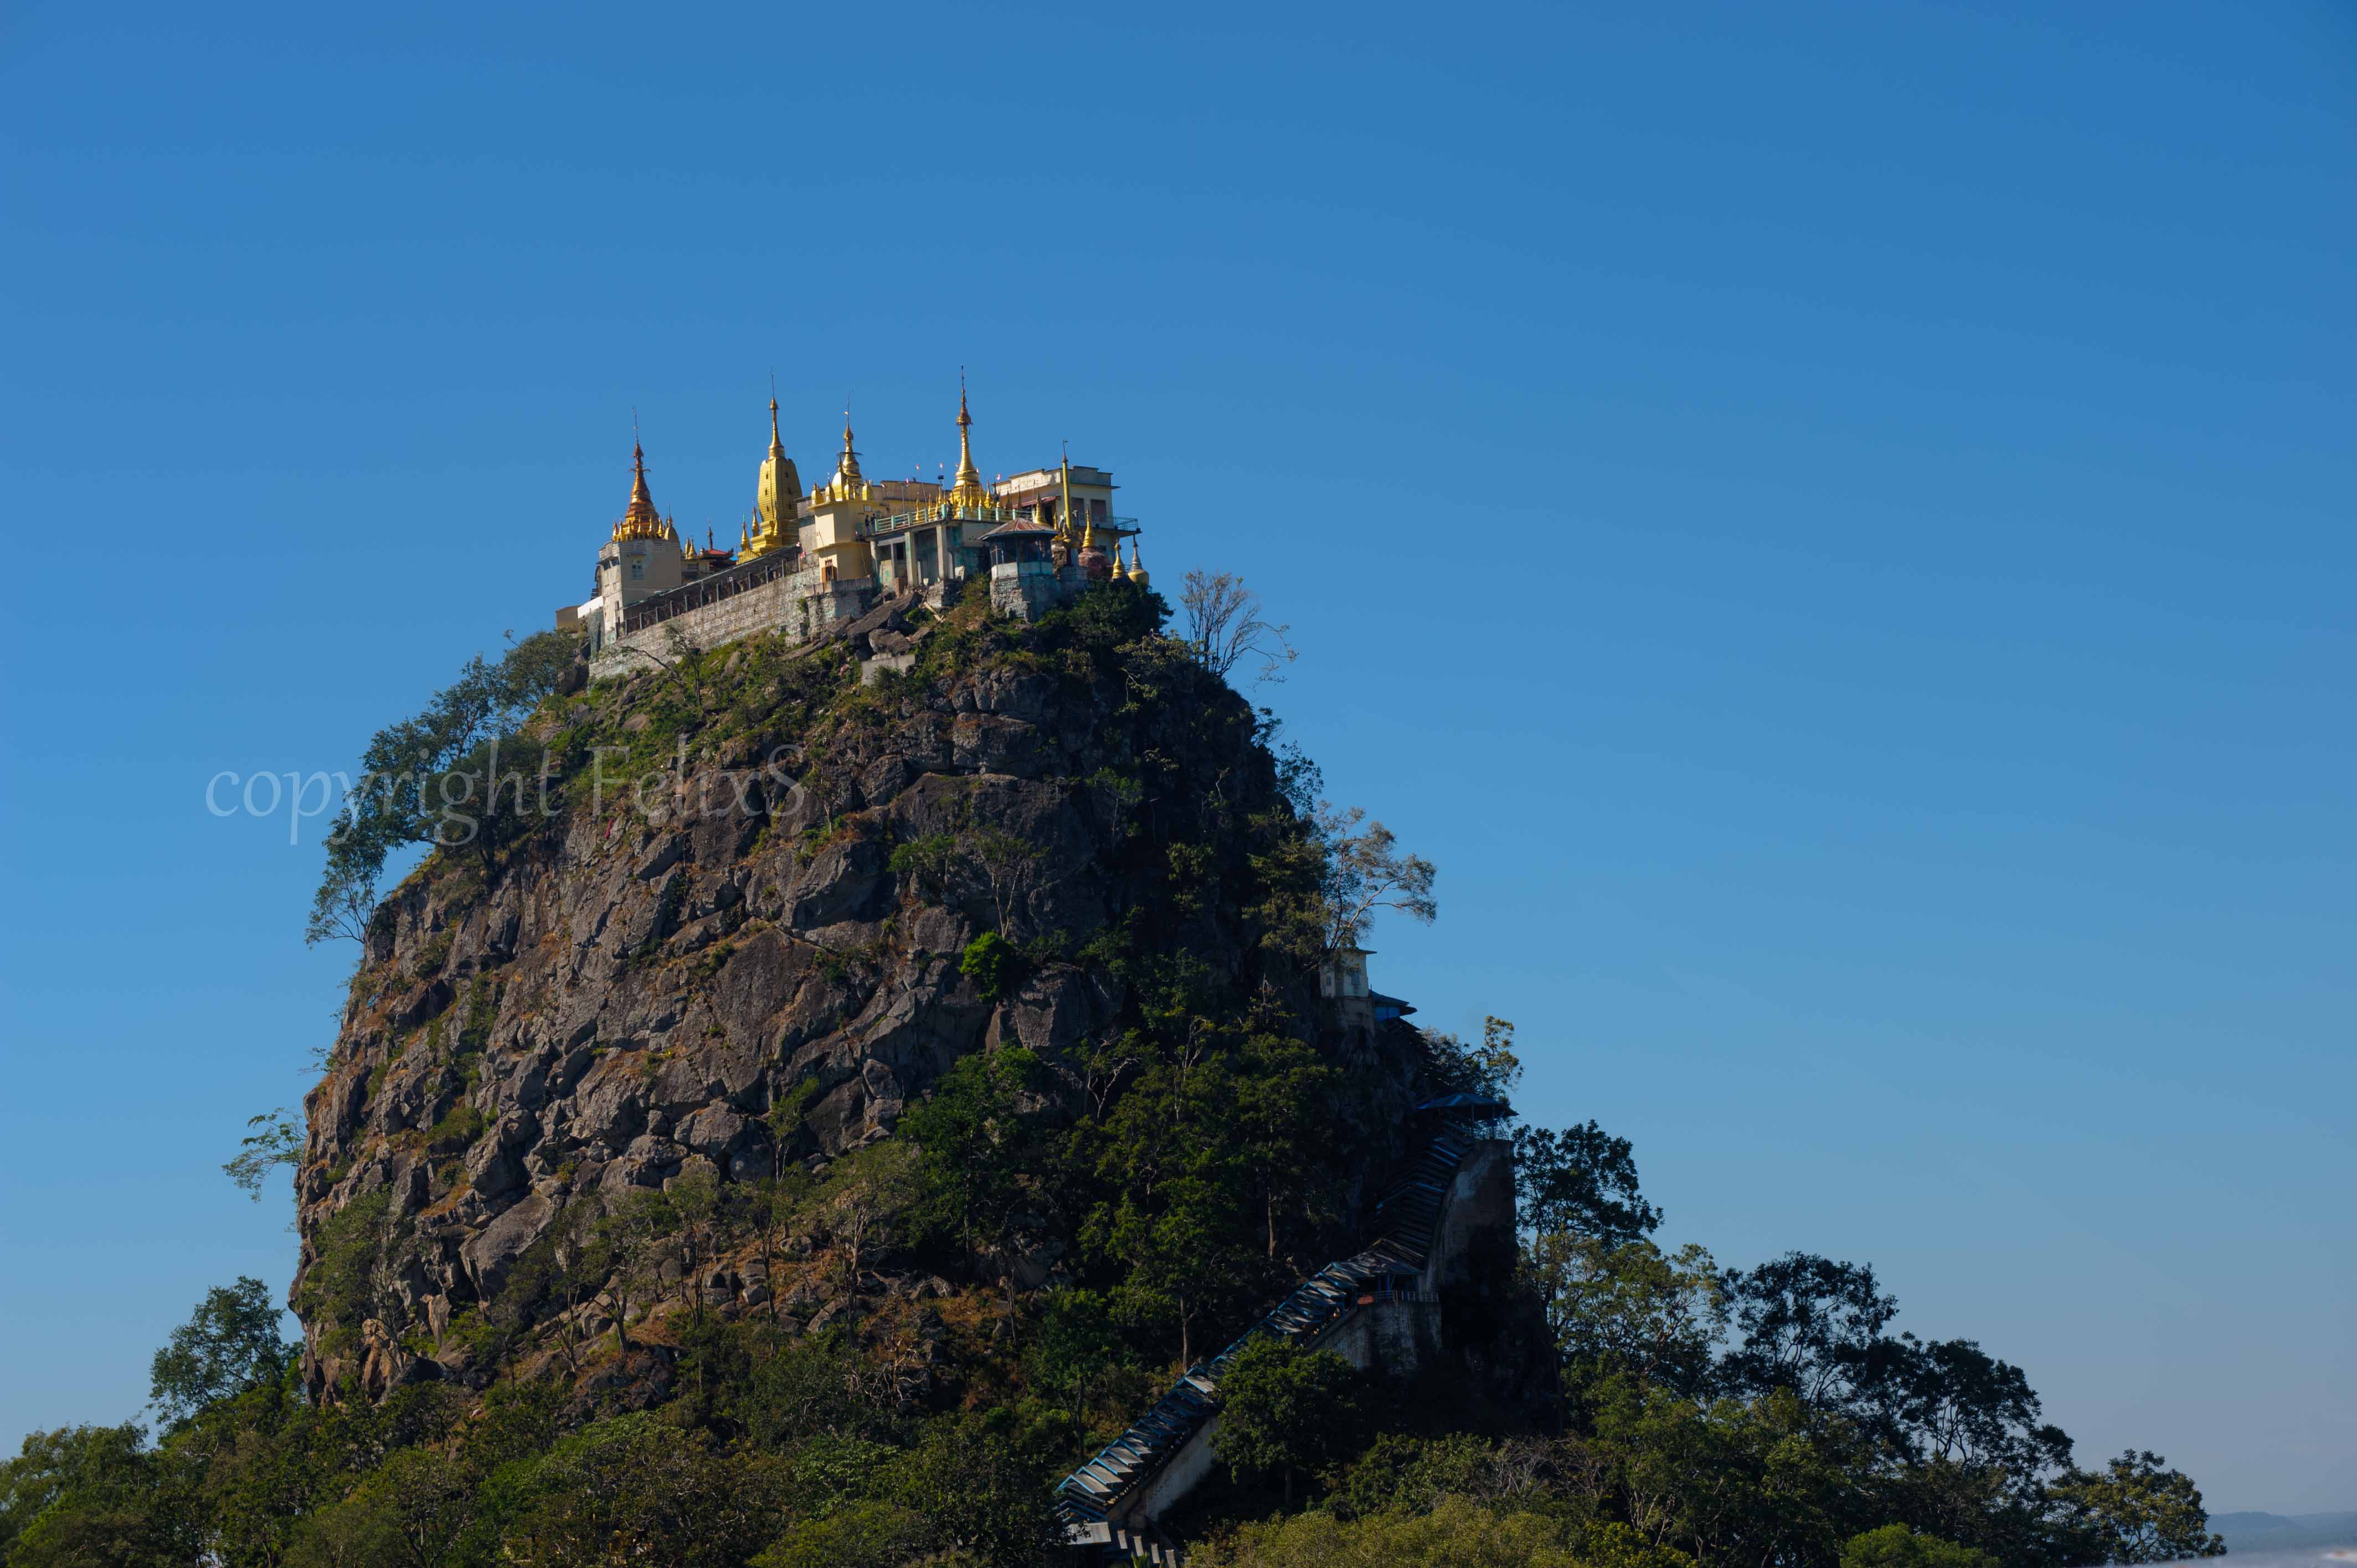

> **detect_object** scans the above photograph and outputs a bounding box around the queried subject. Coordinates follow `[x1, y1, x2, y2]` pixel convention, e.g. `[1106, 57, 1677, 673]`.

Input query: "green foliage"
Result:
[1194, 1494, 1624, 1568]
[720, 1330, 898, 1453]
[1311, 801, 1438, 951]
[455, 977, 498, 1052]
[957, 931, 1022, 1002]
[1024, 575, 1170, 667]
[900, 1046, 1049, 1268]
[888, 1411, 1063, 1566]
[752, 1499, 934, 1568]
[148, 1277, 293, 1431]
[1324, 1432, 1530, 1523]
[424, 1101, 488, 1154]
[1531, 1237, 1728, 1400]
[2046, 1451, 2225, 1563]
[776, 1435, 901, 1518]
[296, 1189, 392, 1356]
[966, 829, 1041, 934]
[491, 1414, 791, 1568]
[223, 1107, 305, 1203]
[1214, 1337, 1369, 1504]
[309, 628, 579, 946]
[286, 1445, 475, 1567]
[1068, 999, 1354, 1367]
[1582, 1378, 1871, 1567]
[0, 1422, 188, 1567]
[1842, 1524, 2001, 1568]
[1028, 1287, 1121, 1423]
[456, 1378, 567, 1475]
[1426, 1015, 1525, 1102]
[36, 572, 2229, 1568]
[1514, 1117, 1661, 1245]
[1717, 1252, 1898, 1409]
[811, 1141, 920, 1282]
[887, 832, 962, 900]
[411, 926, 456, 977]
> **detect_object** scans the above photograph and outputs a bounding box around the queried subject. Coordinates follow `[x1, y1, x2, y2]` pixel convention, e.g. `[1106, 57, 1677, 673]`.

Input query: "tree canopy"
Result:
[307, 628, 578, 945]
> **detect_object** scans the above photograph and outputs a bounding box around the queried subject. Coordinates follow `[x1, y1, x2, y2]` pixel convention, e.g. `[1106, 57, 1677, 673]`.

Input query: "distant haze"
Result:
[2210, 1515, 2357, 1556]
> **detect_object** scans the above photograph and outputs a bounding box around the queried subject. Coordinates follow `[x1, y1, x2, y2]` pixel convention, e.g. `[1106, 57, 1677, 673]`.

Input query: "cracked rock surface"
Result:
[294, 625, 1429, 1398]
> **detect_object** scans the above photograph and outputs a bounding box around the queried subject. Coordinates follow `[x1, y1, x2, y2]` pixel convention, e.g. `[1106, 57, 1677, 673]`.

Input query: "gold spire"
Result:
[1065, 448, 1098, 550]
[832, 410, 864, 493]
[612, 441, 670, 541]
[1129, 538, 1149, 590]
[748, 395, 800, 558]
[1111, 538, 1130, 579]
[949, 373, 988, 508]
[1056, 448, 1073, 544]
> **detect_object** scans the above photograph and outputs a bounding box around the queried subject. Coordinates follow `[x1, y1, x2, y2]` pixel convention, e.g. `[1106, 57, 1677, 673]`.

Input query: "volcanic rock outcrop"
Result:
[294, 602, 1437, 1399]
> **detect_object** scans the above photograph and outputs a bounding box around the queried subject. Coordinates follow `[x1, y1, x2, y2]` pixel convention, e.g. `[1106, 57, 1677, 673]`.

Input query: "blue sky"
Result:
[2, 0, 2350, 1515]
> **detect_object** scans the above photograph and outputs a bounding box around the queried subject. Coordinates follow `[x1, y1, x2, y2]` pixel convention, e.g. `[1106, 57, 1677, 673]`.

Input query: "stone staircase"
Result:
[1056, 1117, 1495, 1560]
[1106, 1519, 1188, 1564]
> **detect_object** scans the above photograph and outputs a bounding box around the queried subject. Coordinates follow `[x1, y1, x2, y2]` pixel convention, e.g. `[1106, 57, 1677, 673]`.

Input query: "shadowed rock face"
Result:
[293, 628, 1433, 1400]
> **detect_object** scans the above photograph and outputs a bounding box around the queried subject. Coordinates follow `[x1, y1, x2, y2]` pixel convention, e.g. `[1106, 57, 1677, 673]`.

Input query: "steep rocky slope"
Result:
[295, 587, 1452, 1404]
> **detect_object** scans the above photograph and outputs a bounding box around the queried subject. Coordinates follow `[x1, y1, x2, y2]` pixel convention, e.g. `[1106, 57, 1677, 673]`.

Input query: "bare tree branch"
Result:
[223, 1108, 304, 1200]
[1316, 802, 1438, 951]
[1181, 570, 1297, 684]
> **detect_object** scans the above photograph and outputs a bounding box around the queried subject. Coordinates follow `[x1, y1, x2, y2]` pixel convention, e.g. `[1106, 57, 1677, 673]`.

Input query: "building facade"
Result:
[557, 386, 1152, 668]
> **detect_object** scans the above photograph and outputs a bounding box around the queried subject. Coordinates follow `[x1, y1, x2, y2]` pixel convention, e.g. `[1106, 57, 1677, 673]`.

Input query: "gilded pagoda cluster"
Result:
[562, 383, 1150, 661]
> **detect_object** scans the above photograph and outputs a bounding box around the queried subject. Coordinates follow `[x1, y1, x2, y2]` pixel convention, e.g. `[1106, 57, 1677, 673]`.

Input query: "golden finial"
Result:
[1111, 538, 1130, 580]
[830, 405, 864, 496]
[752, 391, 799, 553]
[949, 370, 988, 508]
[1057, 445, 1073, 544]
[613, 438, 667, 541]
[1129, 538, 1149, 590]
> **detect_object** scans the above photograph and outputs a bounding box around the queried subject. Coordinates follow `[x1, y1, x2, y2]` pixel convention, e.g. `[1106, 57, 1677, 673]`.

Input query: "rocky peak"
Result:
[296, 594, 1433, 1400]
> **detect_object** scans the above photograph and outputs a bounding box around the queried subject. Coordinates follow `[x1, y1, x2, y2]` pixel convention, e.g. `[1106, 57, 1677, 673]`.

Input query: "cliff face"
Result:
[295, 595, 1439, 1400]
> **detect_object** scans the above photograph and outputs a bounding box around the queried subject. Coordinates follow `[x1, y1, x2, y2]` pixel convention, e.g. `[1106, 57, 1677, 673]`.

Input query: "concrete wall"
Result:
[591, 566, 872, 670]
[990, 559, 1061, 621]
[1134, 1412, 1225, 1523]
[1322, 1297, 1444, 1376]
[1424, 1138, 1515, 1295]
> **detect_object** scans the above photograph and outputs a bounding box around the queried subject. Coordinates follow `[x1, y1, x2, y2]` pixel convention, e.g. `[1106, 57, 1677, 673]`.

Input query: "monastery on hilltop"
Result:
[557, 385, 1149, 666]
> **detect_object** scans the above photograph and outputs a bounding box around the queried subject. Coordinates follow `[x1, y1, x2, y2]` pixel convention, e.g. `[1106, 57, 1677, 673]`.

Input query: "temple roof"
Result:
[612, 443, 676, 543]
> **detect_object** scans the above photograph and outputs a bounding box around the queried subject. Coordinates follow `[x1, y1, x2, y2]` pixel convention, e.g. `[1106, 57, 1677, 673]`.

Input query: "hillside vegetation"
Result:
[0, 581, 2225, 1567]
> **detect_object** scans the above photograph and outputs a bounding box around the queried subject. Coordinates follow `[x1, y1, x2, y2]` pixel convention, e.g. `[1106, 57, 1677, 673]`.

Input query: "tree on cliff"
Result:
[1181, 569, 1296, 684]
[1515, 1117, 1663, 1247]
[1215, 1337, 1367, 1509]
[223, 1108, 304, 1202]
[2046, 1451, 2226, 1563]
[306, 628, 578, 946]
[149, 1277, 294, 1430]
[1313, 802, 1438, 952]
[900, 1045, 1051, 1297]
